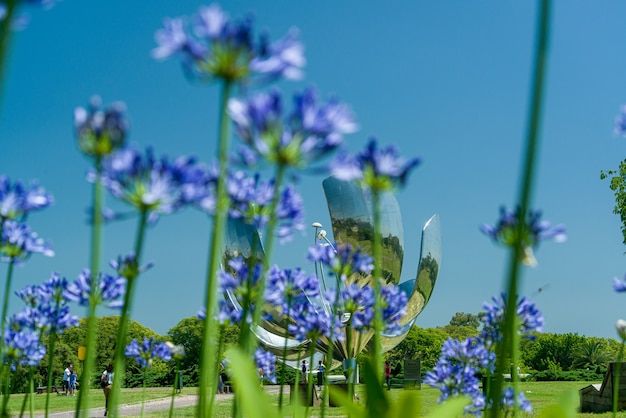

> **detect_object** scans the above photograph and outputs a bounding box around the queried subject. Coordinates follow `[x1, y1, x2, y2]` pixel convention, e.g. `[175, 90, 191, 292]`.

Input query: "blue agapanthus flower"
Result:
[501, 386, 533, 414]
[228, 88, 357, 168]
[0, 220, 54, 263]
[615, 104, 626, 136]
[308, 243, 374, 281]
[480, 206, 566, 266]
[613, 275, 626, 292]
[254, 348, 277, 384]
[479, 293, 544, 346]
[109, 252, 154, 281]
[0, 176, 53, 221]
[125, 337, 172, 368]
[288, 303, 342, 343]
[3, 327, 46, 370]
[74, 96, 129, 158]
[217, 257, 264, 324]
[99, 147, 198, 222]
[63, 269, 126, 309]
[153, 3, 304, 83]
[13, 274, 78, 334]
[331, 138, 420, 191]
[189, 167, 305, 243]
[265, 265, 318, 315]
[424, 337, 493, 416]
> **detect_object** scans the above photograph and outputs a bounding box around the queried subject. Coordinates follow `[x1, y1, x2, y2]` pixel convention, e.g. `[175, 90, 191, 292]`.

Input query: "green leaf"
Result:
[227, 348, 279, 418]
[363, 358, 389, 418]
[538, 388, 577, 418]
[424, 396, 470, 418]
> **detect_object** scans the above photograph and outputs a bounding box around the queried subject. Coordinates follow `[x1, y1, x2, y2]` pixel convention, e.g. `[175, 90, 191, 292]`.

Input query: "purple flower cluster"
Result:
[228, 88, 357, 168]
[480, 206, 566, 266]
[217, 257, 264, 324]
[254, 348, 277, 383]
[308, 243, 373, 281]
[12, 273, 78, 334]
[424, 337, 492, 415]
[109, 252, 154, 281]
[64, 269, 126, 309]
[0, 220, 54, 264]
[426, 293, 543, 414]
[190, 169, 305, 243]
[615, 104, 626, 136]
[99, 147, 199, 222]
[2, 327, 45, 370]
[265, 266, 318, 315]
[331, 138, 420, 190]
[0, 176, 52, 221]
[125, 337, 172, 368]
[74, 96, 129, 158]
[479, 293, 544, 346]
[288, 304, 342, 343]
[501, 386, 533, 414]
[152, 4, 305, 83]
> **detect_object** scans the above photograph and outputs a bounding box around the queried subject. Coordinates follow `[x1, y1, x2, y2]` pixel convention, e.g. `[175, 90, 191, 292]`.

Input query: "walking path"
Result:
[33, 387, 285, 417]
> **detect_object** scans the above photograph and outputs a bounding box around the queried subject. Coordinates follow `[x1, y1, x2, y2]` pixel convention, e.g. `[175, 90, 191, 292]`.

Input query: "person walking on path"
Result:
[69, 367, 77, 396]
[63, 363, 72, 396]
[301, 360, 308, 384]
[316, 361, 325, 390]
[101, 363, 114, 416]
[384, 361, 391, 390]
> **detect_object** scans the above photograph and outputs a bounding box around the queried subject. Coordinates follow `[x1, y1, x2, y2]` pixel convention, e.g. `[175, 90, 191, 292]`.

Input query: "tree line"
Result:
[6, 312, 621, 393]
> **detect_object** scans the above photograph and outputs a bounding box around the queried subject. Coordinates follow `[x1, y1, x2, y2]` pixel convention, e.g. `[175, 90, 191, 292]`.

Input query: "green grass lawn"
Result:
[7, 381, 626, 417]
[0, 386, 186, 416]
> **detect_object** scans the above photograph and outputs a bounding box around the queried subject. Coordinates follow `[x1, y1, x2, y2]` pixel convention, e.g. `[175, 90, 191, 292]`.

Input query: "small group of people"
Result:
[62, 363, 77, 396]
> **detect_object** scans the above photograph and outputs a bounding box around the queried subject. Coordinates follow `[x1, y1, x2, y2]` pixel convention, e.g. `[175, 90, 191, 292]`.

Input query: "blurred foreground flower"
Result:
[152, 3, 304, 83]
[63, 269, 126, 309]
[125, 337, 172, 368]
[481, 206, 566, 266]
[0, 176, 53, 221]
[74, 96, 129, 158]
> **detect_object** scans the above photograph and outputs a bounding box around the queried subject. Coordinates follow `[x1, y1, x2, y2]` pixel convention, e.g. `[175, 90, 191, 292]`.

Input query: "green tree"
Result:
[521, 333, 585, 371]
[572, 338, 611, 370]
[601, 161, 626, 247]
[385, 326, 447, 374]
[448, 312, 480, 328]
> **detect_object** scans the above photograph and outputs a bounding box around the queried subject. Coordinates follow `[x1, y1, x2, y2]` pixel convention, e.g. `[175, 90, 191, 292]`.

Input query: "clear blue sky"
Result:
[1, 1, 626, 340]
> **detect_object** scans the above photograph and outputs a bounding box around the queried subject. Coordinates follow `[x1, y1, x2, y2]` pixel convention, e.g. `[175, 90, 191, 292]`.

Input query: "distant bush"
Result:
[531, 369, 604, 381]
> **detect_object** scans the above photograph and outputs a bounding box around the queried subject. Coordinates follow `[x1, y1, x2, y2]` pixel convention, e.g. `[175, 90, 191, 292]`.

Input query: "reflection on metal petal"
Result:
[221, 176, 441, 369]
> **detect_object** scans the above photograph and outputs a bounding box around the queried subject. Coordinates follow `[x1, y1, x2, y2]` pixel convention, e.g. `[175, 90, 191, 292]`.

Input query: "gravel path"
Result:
[33, 393, 232, 418]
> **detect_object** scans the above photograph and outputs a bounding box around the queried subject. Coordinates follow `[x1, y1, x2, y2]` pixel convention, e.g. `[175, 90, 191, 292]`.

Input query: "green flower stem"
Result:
[0, 258, 15, 354]
[613, 341, 624, 418]
[371, 190, 384, 385]
[321, 268, 342, 418]
[141, 369, 146, 418]
[76, 159, 104, 418]
[278, 296, 292, 408]
[29, 366, 34, 418]
[247, 164, 286, 350]
[108, 208, 149, 418]
[346, 325, 354, 401]
[0, 0, 17, 113]
[1, 364, 11, 417]
[44, 331, 58, 417]
[306, 344, 315, 415]
[208, 325, 226, 416]
[168, 360, 180, 418]
[490, 1, 551, 416]
[198, 79, 233, 418]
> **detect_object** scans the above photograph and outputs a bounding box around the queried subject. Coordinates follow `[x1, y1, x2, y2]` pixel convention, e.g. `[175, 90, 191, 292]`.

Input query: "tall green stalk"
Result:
[76, 158, 104, 418]
[0, 0, 17, 113]
[168, 359, 180, 418]
[489, 1, 551, 416]
[370, 190, 384, 385]
[108, 208, 149, 417]
[278, 296, 292, 407]
[0, 259, 15, 352]
[613, 342, 624, 418]
[198, 79, 233, 418]
[44, 331, 57, 417]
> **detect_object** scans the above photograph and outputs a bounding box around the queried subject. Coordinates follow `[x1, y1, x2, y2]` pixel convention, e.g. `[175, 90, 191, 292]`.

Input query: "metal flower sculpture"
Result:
[221, 176, 441, 369]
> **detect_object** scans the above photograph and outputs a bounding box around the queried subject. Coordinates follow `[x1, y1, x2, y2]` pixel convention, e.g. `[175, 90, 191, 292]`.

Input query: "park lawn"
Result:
[128, 381, 604, 417]
[0, 386, 182, 415]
